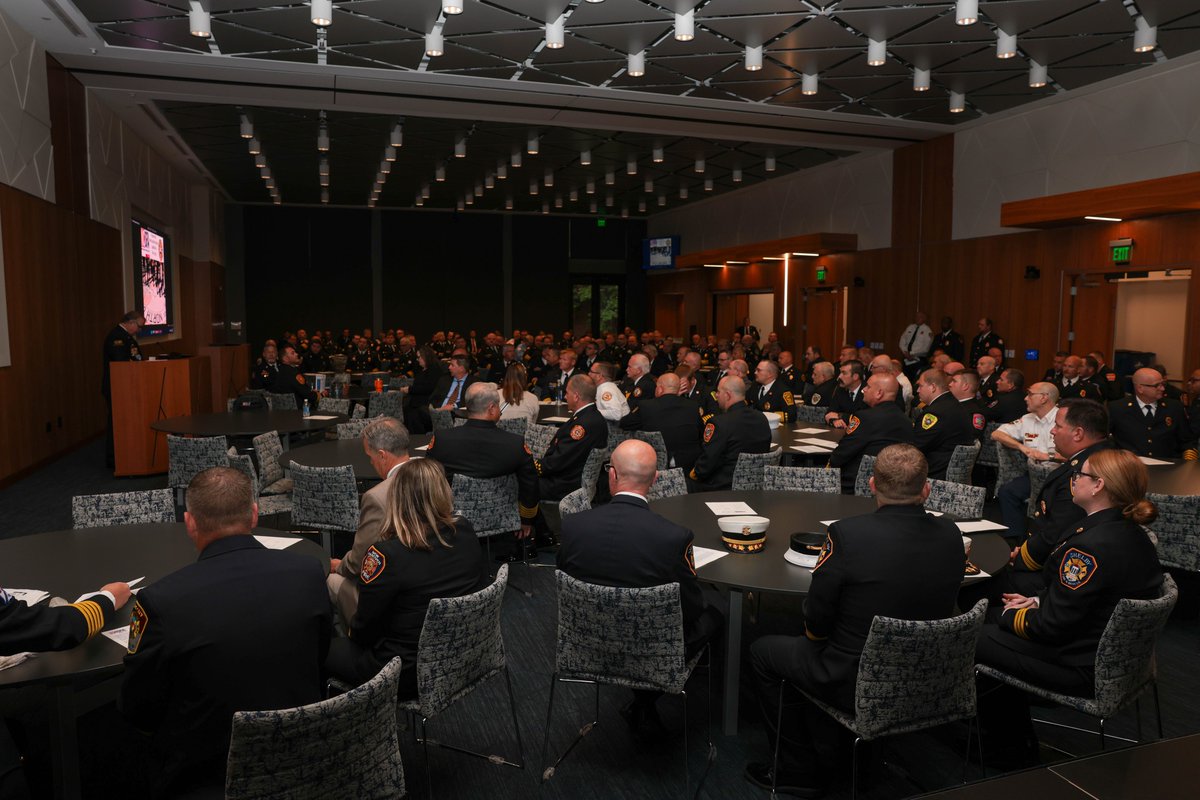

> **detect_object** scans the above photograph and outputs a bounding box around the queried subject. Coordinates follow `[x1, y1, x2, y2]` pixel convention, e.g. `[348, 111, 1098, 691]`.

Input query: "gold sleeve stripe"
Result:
[1019, 543, 1041, 571]
[518, 503, 538, 519]
[69, 600, 104, 638]
[804, 625, 827, 642]
[1013, 607, 1030, 639]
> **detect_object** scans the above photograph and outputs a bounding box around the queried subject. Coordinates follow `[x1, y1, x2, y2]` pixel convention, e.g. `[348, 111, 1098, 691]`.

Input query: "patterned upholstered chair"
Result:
[369, 391, 403, 419]
[629, 430, 669, 469]
[762, 466, 841, 494]
[976, 423, 1002, 469]
[351, 404, 367, 420]
[225, 657, 405, 800]
[497, 417, 528, 437]
[290, 463, 359, 554]
[1146, 494, 1200, 572]
[579, 448, 610, 501]
[605, 420, 630, 448]
[335, 418, 372, 440]
[1026, 460, 1059, 517]
[71, 489, 175, 529]
[731, 448, 783, 490]
[994, 444, 1029, 497]
[429, 408, 456, 431]
[541, 572, 711, 793]
[227, 453, 293, 520]
[451, 474, 520, 562]
[167, 435, 229, 491]
[647, 468, 688, 501]
[794, 405, 830, 425]
[944, 441, 982, 485]
[558, 488, 591, 518]
[524, 423, 556, 460]
[398, 565, 523, 791]
[977, 574, 1178, 749]
[266, 391, 298, 411]
[854, 455, 877, 498]
[925, 479, 986, 519]
[784, 600, 987, 800]
[251, 432, 293, 495]
[317, 397, 350, 415]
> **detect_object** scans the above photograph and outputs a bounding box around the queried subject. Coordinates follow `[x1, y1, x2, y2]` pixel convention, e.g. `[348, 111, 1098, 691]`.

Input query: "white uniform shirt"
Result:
[898, 323, 933, 362]
[594, 381, 630, 422]
[998, 407, 1057, 455]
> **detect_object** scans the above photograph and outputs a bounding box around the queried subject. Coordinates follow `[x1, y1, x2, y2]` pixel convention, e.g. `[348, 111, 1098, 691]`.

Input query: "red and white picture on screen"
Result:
[140, 228, 167, 325]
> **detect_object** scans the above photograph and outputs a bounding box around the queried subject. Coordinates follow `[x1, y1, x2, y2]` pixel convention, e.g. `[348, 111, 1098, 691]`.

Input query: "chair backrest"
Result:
[647, 468, 688, 501]
[925, 479, 986, 519]
[368, 391, 402, 419]
[944, 441, 981, 485]
[554, 571, 689, 694]
[317, 397, 350, 415]
[167, 434, 229, 489]
[251, 431, 287, 489]
[1092, 573, 1179, 716]
[580, 447, 609, 499]
[853, 600, 987, 740]
[1026, 460, 1059, 516]
[267, 391, 298, 411]
[854, 454, 877, 497]
[606, 420, 630, 448]
[71, 489, 175, 529]
[496, 416, 528, 437]
[995, 443, 1029, 492]
[335, 418, 372, 440]
[451, 473, 520, 538]
[1145, 494, 1200, 571]
[762, 465, 841, 494]
[227, 452, 262, 497]
[558, 487, 592, 518]
[731, 448, 783, 490]
[328, 353, 348, 372]
[225, 657, 406, 800]
[290, 463, 360, 532]
[410, 566, 509, 720]
[976, 423, 1002, 467]
[630, 430, 669, 470]
[524, 423, 556, 460]
[429, 408, 456, 430]
[794, 405, 829, 425]
[351, 404, 367, 420]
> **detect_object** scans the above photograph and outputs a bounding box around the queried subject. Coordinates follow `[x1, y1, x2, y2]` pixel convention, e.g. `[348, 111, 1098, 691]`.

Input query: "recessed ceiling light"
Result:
[310, 0, 333, 27]
[674, 11, 694, 42]
[188, 6, 211, 38]
[955, 0, 978, 26]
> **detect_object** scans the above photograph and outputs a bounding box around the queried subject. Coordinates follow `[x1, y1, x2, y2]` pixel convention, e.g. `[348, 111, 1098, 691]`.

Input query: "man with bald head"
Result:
[689, 376, 773, 491]
[558, 439, 724, 735]
[1056, 355, 1101, 401]
[828, 373, 915, 493]
[976, 355, 999, 403]
[1108, 367, 1197, 459]
[943, 361, 965, 376]
[870, 354, 911, 408]
[623, 353, 656, 411]
[620, 372, 704, 473]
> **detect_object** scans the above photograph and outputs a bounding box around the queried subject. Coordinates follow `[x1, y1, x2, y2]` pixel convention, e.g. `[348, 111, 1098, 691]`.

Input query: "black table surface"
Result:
[0, 525, 326, 688]
[280, 434, 433, 479]
[1145, 458, 1200, 496]
[649, 490, 1010, 595]
[150, 409, 348, 437]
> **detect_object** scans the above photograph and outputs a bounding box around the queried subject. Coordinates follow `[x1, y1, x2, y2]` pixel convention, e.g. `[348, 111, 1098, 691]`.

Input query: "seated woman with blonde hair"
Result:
[324, 458, 487, 698]
[499, 362, 539, 424]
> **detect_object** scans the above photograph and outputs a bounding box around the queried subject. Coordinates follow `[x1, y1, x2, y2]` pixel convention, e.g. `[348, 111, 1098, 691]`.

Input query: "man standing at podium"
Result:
[102, 311, 144, 469]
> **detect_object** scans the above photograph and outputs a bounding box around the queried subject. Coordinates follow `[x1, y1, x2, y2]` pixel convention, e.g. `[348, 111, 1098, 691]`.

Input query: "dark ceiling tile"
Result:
[518, 67, 581, 86]
[834, 7, 946, 42]
[536, 59, 625, 84]
[338, 41, 427, 68]
[572, 21, 673, 53]
[699, 13, 810, 47]
[831, 0, 947, 8]
[821, 53, 910, 79]
[1051, 63, 1151, 90]
[769, 48, 857, 75]
[107, 18, 215, 51]
[888, 11, 999, 46]
[497, 0, 573, 24]
[686, 85, 746, 102]
[931, 47, 1028, 74]
[610, 62, 690, 86]
[569, 0, 670, 26]
[648, 29, 739, 56]
[649, 53, 740, 81]
[980, 0, 1093, 36]
[697, 0, 812, 15]
[822, 73, 908, 98]
[73, 0, 184, 23]
[440, 3, 538, 36]
[1053, 37, 1157, 69]
[98, 26, 202, 54]
[339, 0, 441, 33]
[451, 30, 545, 61]
[532, 35, 618, 63]
[887, 41, 990, 71]
[426, 43, 515, 70]
[210, 20, 298, 54]
[439, 66, 522, 80]
[712, 79, 800, 102]
[1028, 1, 1138, 38]
[1158, 27, 1200, 58]
[1019, 34, 1118, 66]
[228, 6, 406, 47]
[771, 15, 866, 50]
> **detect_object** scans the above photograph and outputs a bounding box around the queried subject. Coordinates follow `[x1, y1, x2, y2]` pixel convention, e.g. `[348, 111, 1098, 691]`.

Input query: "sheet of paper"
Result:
[926, 510, 944, 517]
[692, 546, 728, 569]
[7, 589, 48, 606]
[962, 568, 991, 582]
[125, 576, 144, 589]
[306, 414, 339, 421]
[791, 445, 834, 454]
[796, 438, 837, 449]
[102, 626, 130, 649]
[0, 653, 32, 671]
[542, 416, 571, 423]
[706, 501, 756, 515]
[1138, 456, 1173, 466]
[253, 535, 301, 550]
[413, 444, 430, 451]
[955, 519, 1008, 533]
[819, 519, 838, 527]
[792, 427, 830, 434]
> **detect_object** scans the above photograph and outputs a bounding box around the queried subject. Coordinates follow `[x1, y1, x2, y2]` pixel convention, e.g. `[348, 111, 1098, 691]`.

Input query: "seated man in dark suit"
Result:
[688, 376, 772, 492]
[803, 361, 837, 407]
[983, 368, 1028, 424]
[535, 375, 608, 502]
[745, 444, 965, 795]
[557, 439, 723, 735]
[619, 372, 703, 473]
[823, 361, 867, 428]
[430, 355, 478, 411]
[1108, 367, 1197, 460]
[827, 373, 915, 493]
[913, 368, 982, 480]
[749, 360, 797, 423]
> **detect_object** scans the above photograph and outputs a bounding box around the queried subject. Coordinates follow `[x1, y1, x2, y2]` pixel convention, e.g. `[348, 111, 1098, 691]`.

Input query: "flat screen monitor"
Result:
[132, 219, 174, 336]
[643, 235, 680, 270]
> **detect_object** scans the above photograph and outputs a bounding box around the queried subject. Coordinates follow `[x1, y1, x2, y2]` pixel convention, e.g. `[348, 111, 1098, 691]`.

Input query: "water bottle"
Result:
[303, 399, 310, 418]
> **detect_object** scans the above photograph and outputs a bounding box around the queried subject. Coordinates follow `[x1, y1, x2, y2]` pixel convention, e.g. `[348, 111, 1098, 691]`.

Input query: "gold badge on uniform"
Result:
[633, 387, 642, 397]
[783, 391, 794, 405]
[602, 391, 612, 402]
[569, 424, 585, 440]
[128, 601, 149, 654]
[811, 393, 822, 405]
[703, 423, 716, 443]
[763, 402, 772, 410]
[921, 413, 938, 430]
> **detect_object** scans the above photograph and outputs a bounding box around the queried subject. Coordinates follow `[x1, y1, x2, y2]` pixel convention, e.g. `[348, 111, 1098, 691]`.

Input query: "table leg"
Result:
[722, 588, 744, 736]
[48, 684, 81, 800]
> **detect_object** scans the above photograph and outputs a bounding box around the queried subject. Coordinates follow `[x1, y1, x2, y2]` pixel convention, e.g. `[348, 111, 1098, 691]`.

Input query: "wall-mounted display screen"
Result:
[132, 219, 174, 336]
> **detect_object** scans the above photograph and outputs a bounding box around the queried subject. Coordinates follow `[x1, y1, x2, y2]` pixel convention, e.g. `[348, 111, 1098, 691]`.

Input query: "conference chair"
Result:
[71, 489, 175, 529]
[994, 444, 1029, 498]
[944, 442, 982, 486]
[558, 488, 591, 518]
[290, 463, 359, 554]
[854, 455, 877, 498]
[369, 390, 403, 419]
[335, 418, 372, 440]
[629, 430, 670, 469]
[780, 600, 987, 800]
[225, 657, 406, 800]
[579, 448, 610, 501]
[429, 408, 456, 431]
[976, 574, 1178, 751]
[226, 452, 293, 521]
[1145, 493, 1200, 572]
[524, 423, 556, 460]
[794, 405, 830, 425]
[497, 417, 528, 437]
[541, 572, 713, 797]
[167, 434, 229, 503]
[647, 468, 688, 501]
[976, 423, 1002, 470]
[1026, 460, 1059, 517]
[317, 397, 350, 415]
[762, 465, 841, 494]
[925, 479, 986, 519]
[265, 391, 297, 411]
[731, 448, 783, 490]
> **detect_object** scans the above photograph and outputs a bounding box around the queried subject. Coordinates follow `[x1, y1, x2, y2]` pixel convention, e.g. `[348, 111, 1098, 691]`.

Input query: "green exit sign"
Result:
[816, 267, 827, 282]
[596, 218, 606, 228]
[1111, 245, 1131, 264]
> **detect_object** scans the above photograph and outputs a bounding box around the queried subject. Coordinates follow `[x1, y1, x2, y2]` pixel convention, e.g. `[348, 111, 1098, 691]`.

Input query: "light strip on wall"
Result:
[783, 253, 789, 326]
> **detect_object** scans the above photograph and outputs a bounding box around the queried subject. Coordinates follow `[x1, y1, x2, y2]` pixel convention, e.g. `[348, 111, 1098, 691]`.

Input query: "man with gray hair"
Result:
[804, 361, 837, 407]
[623, 353, 656, 411]
[689, 376, 772, 492]
[993, 381, 1059, 536]
[328, 417, 411, 620]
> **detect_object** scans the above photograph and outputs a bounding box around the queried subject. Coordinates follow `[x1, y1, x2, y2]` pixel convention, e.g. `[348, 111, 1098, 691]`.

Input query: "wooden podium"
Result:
[111, 357, 211, 476]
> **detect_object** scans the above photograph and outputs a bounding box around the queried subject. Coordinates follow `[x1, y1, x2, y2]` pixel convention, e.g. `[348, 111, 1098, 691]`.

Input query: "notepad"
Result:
[542, 416, 571, 423]
[706, 501, 756, 515]
[102, 626, 130, 649]
[7, 589, 48, 606]
[962, 567, 991, 582]
[692, 546, 728, 569]
[306, 415, 339, 421]
[955, 519, 1008, 533]
[253, 535, 302, 550]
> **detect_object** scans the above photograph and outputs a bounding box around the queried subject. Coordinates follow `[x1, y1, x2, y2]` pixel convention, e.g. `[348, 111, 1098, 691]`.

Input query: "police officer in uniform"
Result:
[535, 375, 608, 502]
[976, 356, 1000, 403]
[102, 311, 144, 468]
[983, 368, 1028, 424]
[1108, 367, 1198, 459]
[623, 354, 657, 412]
[933, 317, 964, 362]
[912, 369, 982, 480]
[1087, 351, 1125, 401]
[748, 360, 798, 423]
[1055, 355, 1101, 401]
[300, 338, 331, 373]
[347, 341, 380, 373]
[824, 361, 867, 427]
[969, 318, 1004, 368]
[948, 370, 988, 443]
[827, 374, 915, 493]
[688, 376, 772, 492]
[273, 345, 320, 409]
[777, 351, 799, 390]
[804, 362, 838, 408]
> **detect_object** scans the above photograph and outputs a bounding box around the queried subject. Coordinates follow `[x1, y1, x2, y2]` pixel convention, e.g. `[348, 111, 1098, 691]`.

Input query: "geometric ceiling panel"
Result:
[572, 21, 672, 54]
[699, 14, 808, 48]
[1027, 1, 1140, 39]
[771, 16, 868, 51]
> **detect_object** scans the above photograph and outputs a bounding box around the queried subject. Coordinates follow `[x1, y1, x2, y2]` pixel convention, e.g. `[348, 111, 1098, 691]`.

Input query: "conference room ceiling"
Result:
[52, 0, 1200, 212]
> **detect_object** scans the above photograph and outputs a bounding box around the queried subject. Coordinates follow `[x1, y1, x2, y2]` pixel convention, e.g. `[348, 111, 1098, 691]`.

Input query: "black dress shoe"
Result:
[743, 762, 825, 798]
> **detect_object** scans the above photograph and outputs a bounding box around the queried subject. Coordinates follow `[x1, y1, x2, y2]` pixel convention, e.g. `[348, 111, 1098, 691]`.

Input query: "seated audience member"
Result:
[983, 368, 1028, 424]
[837, 346, 859, 367]
[431, 355, 479, 411]
[557, 439, 724, 735]
[1153, 364, 1185, 401]
[1087, 351, 1123, 401]
[326, 459, 487, 698]
[498, 362, 540, 425]
[1, 582, 131, 655]
[328, 418, 411, 622]
[620, 372, 704, 473]
[677, 364, 706, 404]
[828, 373, 915, 493]
[1190, 369, 1200, 440]
[402, 346, 445, 433]
[745, 445, 964, 796]
[993, 383, 1060, 537]
[975, 449, 1162, 762]
[1056, 355, 1101, 401]
[535, 375, 608, 502]
[1108, 367, 1197, 460]
[623, 354, 656, 410]
[120, 468, 331, 797]
[749, 360, 798, 423]
[804, 361, 837, 407]
[589, 361, 630, 422]
[943, 361, 965, 376]
[913, 369, 982, 480]
[249, 343, 280, 390]
[778, 350, 799, 388]
[869, 354, 911, 408]
[273, 344, 321, 408]
[300, 337, 330, 372]
[1043, 351, 1068, 384]
[688, 376, 772, 492]
[346, 338, 380, 372]
[948, 370, 986, 441]
[823, 361, 866, 427]
[976, 355, 1000, 402]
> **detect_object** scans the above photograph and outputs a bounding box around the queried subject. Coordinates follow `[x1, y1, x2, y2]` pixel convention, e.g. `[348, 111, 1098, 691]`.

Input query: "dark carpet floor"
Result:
[4, 439, 1199, 799]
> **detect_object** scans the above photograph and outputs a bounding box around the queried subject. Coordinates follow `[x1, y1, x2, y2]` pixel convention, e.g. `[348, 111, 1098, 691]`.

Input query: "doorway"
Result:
[653, 294, 684, 338]
[571, 279, 623, 337]
[713, 291, 773, 341]
[802, 286, 846, 359]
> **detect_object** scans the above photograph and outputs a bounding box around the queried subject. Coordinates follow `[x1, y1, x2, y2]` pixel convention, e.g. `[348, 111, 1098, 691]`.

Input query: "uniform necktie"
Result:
[448, 378, 462, 406]
[905, 326, 919, 353]
[1144, 405, 1153, 419]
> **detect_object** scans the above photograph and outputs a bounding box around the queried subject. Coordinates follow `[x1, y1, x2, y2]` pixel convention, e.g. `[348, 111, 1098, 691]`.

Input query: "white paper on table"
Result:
[691, 546, 728, 569]
[793, 427, 829, 435]
[413, 444, 430, 451]
[7, 589, 49, 605]
[1138, 456, 1173, 466]
[926, 510, 944, 516]
[962, 568, 991, 582]
[306, 415, 339, 421]
[956, 519, 1008, 533]
[791, 445, 834, 454]
[796, 438, 837, 449]
[705, 501, 756, 515]
[102, 626, 130, 649]
[253, 535, 301, 550]
[542, 416, 571, 423]
[819, 519, 838, 527]
[0, 653, 33, 671]
[125, 576, 144, 589]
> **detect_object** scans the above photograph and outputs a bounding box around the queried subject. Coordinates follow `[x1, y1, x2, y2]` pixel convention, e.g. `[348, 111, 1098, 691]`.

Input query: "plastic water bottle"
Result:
[303, 399, 310, 418]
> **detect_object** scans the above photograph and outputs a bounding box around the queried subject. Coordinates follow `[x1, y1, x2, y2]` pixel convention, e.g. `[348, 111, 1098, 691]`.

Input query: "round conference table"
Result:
[0, 524, 325, 800]
[649, 490, 1010, 735]
[1145, 458, 1200, 496]
[150, 409, 348, 438]
[279, 433, 433, 479]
